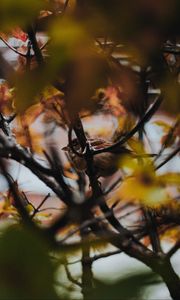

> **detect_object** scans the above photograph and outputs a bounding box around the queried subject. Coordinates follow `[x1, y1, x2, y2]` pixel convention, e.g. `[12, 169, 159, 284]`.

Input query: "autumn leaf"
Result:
[40, 86, 66, 128]
[102, 86, 127, 117]
[0, 194, 19, 219]
[0, 82, 14, 114]
[13, 118, 43, 154]
[118, 176, 170, 208]
[158, 173, 180, 186]
[127, 138, 146, 155]
[155, 117, 180, 149]
[117, 159, 171, 208]
[22, 103, 43, 125]
[154, 120, 171, 132]
[11, 27, 28, 42]
[63, 162, 79, 180]
[161, 227, 180, 243]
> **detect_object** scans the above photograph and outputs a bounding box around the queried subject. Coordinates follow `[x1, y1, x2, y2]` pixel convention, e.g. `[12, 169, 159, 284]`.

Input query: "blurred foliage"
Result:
[0, 0, 178, 114]
[0, 0, 44, 30]
[117, 155, 180, 208]
[0, 227, 58, 299]
[92, 271, 159, 300]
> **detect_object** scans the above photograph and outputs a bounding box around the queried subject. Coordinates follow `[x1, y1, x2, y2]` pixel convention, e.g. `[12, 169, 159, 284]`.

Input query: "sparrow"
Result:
[62, 138, 146, 178]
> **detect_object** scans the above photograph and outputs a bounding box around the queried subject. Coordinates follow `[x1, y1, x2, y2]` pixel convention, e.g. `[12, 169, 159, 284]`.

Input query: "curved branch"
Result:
[93, 94, 163, 155]
[0, 36, 27, 57]
[166, 241, 180, 258]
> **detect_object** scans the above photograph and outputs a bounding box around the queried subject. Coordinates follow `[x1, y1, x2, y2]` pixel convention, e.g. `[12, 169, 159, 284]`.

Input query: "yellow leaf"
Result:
[118, 177, 170, 208]
[127, 138, 145, 155]
[154, 120, 171, 132]
[158, 173, 180, 185]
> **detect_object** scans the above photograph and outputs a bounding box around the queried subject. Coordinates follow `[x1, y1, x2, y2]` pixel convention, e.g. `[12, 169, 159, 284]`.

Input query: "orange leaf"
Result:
[11, 27, 28, 42]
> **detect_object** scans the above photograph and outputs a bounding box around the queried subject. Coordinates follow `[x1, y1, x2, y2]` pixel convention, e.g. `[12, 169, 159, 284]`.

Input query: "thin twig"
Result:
[64, 264, 82, 288]
[89, 249, 122, 263]
[103, 175, 122, 195]
[40, 39, 50, 51]
[0, 160, 32, 225]
[59, 210, 114, 244]
[155, 146, 180, 170]
[166, 241, 180, 258]
[154, 118, 180, 162]
[31, 193, 51, 219]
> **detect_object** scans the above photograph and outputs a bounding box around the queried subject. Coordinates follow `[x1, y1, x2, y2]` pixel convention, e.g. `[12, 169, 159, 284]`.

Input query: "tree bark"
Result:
[160, 261, 180, 300]
[81, 233, 93, 300]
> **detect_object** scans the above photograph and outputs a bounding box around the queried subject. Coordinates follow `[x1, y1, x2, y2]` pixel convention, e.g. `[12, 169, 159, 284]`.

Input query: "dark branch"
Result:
[93, 94, 163, 155]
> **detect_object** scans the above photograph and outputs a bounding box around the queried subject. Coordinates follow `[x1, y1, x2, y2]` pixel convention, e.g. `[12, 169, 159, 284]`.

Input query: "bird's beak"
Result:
[62, 146, 68, 151]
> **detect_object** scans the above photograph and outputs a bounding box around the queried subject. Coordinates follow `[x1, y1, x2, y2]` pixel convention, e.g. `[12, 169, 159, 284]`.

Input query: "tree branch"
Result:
[93, 94, 163, 155]
[166, 241, 180, 259]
